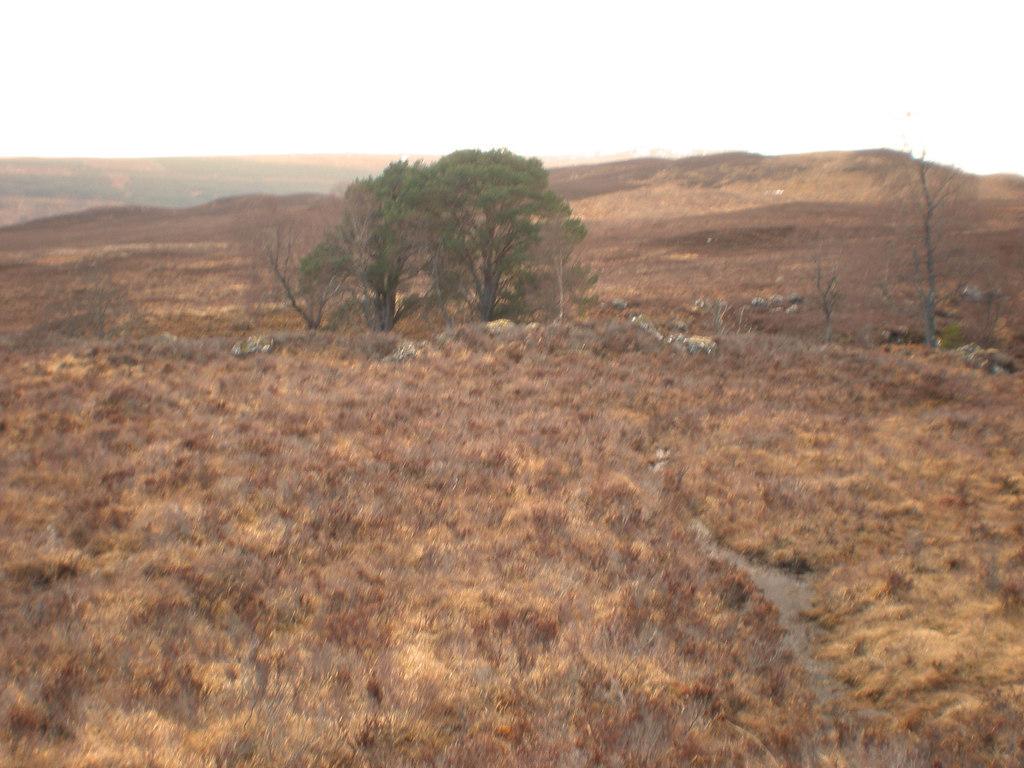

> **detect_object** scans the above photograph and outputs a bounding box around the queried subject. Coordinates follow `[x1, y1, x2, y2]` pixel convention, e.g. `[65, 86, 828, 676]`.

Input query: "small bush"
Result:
[939, 323, 966, 349]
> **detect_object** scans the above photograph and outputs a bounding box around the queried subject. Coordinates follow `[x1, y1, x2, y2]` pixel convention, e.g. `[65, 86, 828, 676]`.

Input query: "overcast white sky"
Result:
[3, 0, 1022, 175]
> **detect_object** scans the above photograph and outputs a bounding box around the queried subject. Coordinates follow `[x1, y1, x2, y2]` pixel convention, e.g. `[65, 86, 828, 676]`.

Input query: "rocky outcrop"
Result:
[624, 313, 719, 356]
[485, 318, 517, 335]
[750, 294, 803, 312]
[383, 341, 423, 363]
[667, 334, 718, 355]
[629, 313, 663, 341]
[879, 327, 918, 345]
[956, 344, 1019, 374]
[231, 335, 275, 357]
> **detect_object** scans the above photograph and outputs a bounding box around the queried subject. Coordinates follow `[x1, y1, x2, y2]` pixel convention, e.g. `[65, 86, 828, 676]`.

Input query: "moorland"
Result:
[1, 149, 1023, 767]
[0, 155, 429, 228]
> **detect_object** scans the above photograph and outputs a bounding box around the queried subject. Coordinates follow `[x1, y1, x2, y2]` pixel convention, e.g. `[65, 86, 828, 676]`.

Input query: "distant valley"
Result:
[0, 154, 425, 226]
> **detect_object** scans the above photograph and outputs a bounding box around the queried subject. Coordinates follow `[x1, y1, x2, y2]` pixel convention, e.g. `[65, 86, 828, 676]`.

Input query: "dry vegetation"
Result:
[1, 327, 818, 766]
[2, 150, 1024, 766]
[551, 151, 1024, 356]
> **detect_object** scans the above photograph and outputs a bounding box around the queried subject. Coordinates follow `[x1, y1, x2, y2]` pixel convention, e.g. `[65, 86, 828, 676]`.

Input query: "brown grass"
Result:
[657, 335, 1024, 751]
[2, 150, 1024, 766]
[548, 152, 1024, 356]
[2, 325, 829, 767]
[3, 324, 1023, 765]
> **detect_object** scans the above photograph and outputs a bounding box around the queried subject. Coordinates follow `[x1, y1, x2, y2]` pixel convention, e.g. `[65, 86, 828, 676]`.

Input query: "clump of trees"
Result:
[262, 149, 593, 332]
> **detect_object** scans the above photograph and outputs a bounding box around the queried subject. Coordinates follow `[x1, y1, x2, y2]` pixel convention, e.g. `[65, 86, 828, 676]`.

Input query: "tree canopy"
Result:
[288, 149, 589, 331]
[335, 161, 430, 332]
[427, 149, 580, 321]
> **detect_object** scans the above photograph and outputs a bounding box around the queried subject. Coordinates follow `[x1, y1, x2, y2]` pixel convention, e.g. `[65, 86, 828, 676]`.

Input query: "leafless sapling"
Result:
[256, 200, 348, 330]
[883, 152, 974, 347]
[814, 257, 840, 343]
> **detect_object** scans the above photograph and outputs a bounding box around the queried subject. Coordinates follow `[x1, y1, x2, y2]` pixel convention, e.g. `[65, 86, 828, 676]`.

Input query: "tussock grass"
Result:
[2, 324, 1023, 766]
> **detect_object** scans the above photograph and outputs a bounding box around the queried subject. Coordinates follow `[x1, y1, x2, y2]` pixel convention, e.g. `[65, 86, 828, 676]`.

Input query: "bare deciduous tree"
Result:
[959, 278, 1017, 348]
[883, 152, 975, 347]
[254, 198, 347, 330]
[814, 256, 841, 343]
[712, 299, 730, 335]
[51, 259, 131, 337]
[529, 217, 593, 322]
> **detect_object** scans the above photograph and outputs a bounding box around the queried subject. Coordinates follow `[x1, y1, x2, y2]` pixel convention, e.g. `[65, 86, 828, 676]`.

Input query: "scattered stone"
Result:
[629, 313, 663, 341]
[880, 327, 912, 345]
[667, 334, 718, 356]
[960, 285, 995, 302]
[485, 318, 517, 334]
[231, 335, 275, 357]
[956, 344, 1019, 374]
[383, 341, 422, 363]
[649, 447, 670, 471]
[750, 294, 793, 308]
[988, 350, 1019, 373]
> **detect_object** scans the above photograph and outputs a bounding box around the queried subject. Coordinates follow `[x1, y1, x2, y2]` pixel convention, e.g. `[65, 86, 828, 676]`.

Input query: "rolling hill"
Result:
[3, 148, 1020, 351]
[0, 155, 434, 227]
[2, 149, 1024, 766]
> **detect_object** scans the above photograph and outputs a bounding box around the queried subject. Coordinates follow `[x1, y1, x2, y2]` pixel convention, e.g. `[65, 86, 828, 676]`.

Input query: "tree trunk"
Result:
[480, 276, 499, 322]
[382, 290, 396, 333]
[556, 250, 565, 323]
[919, 158, 939, 347]
[923, 291, 937, 347]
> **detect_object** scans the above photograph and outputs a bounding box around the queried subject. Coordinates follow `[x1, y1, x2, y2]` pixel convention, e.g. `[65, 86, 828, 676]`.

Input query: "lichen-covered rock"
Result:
[485, 318, 517, 335]
[880, 327, 912, 345]
[383, 341, 422, 363]
[988, 350, 1018, 373]
[231, 335, 275, 357]
[629, 313, 663, 341]
[667, 334, 718, 355]
[956, 344, 1019, 374]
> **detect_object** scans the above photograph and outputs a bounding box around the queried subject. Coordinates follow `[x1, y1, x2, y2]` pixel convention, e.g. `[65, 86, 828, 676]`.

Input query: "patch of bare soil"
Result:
[688, 518, 894, 728]
[687, 521, 833, 696]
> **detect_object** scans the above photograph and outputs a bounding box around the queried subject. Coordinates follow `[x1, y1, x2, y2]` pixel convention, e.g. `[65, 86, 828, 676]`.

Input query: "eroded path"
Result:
[688, 520, 845, 708]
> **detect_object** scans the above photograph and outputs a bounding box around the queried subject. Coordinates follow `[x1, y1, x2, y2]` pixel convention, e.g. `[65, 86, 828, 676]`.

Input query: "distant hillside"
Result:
[9, 149, 1023, 229]
[0, 194, 324, 253]
[2, 148, 1022, 353]
[0, 155, 427, 226]
[548, 148, 1024, 205]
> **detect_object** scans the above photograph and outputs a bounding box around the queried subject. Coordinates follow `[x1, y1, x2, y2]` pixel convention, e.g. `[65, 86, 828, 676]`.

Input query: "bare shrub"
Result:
[47, 259, 132, 338]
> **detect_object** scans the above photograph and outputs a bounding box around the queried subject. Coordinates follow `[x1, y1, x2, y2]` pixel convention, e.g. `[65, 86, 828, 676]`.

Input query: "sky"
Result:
[3, 0, 1022, 175]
